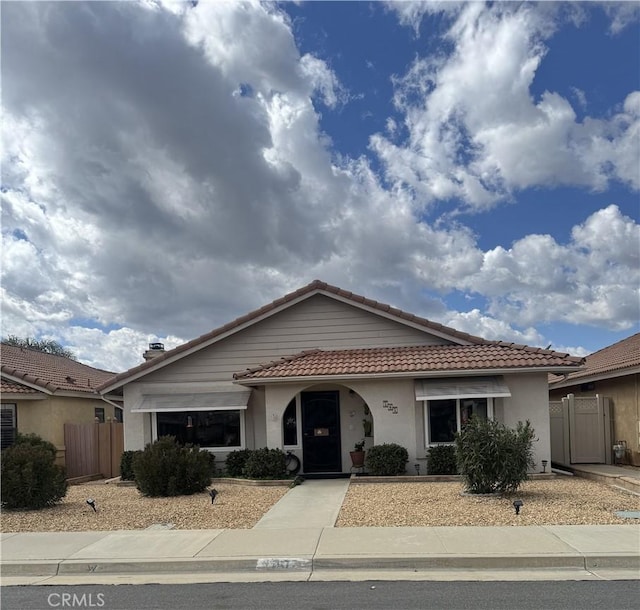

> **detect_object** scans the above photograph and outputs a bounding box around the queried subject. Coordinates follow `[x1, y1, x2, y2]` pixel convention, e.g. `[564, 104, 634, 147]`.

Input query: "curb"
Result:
[2, 553, 638, 578]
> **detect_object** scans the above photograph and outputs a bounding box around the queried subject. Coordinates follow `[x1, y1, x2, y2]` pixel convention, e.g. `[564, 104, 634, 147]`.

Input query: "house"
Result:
[549, 333, 640, 466]
[0, 344, 121, 465]
[98, 280, 584, 475]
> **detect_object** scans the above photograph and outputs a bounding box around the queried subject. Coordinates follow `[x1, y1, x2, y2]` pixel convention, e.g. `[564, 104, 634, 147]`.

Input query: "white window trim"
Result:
[283, 394, 302, 450]
[152, 409, 246, 452]
[424, 398, 494, 448]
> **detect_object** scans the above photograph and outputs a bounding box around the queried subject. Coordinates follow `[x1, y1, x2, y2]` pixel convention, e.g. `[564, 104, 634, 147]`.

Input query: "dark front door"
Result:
[301, 391, 341, 473]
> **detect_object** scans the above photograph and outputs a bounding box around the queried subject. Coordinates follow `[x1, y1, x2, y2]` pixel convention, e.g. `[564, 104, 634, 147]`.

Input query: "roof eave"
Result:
[0, 372, 55, 395]
[549, 365, 640, 390]
[235, 365, 584, 385]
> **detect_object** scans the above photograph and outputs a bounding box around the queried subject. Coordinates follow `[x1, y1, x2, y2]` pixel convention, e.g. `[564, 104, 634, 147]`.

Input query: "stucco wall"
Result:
[7, 395, 116, 465]
[549, 373, 639, 465]
[502, 373, 551, 472]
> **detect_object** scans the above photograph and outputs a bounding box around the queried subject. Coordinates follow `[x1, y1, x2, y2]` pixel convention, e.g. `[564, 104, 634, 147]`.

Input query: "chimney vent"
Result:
[143, 342, 165, 361]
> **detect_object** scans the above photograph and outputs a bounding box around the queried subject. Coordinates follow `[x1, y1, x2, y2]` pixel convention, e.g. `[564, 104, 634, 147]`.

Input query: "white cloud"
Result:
[374, 2, 640, 209]
[1, 1, 637, 371]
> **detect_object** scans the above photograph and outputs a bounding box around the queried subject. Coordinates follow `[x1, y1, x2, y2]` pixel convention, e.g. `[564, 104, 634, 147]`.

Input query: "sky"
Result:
[1, 0, 639, 373]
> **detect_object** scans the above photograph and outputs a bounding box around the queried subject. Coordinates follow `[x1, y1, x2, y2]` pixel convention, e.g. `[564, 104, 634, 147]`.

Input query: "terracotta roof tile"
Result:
[549, 333, 640, 385]
[0, 379, 41, 394]
[1, 344, 115, 394]
[98, 279, 488, 391]
[235, 344, 584, 380]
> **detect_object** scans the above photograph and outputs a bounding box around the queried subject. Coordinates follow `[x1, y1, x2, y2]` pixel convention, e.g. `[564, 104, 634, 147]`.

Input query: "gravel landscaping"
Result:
[0, 483, 288, 532]
[336, 477, 639, 527]
[0, 476, 637, 532]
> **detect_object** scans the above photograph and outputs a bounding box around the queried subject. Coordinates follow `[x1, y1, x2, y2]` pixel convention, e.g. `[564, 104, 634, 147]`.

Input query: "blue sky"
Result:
[1, 1, 638, 372]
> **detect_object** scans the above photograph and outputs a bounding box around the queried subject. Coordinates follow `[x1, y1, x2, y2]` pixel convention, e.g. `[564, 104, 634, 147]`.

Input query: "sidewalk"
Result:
[1, 469, 639, 585]
[1, 524, 638, 585]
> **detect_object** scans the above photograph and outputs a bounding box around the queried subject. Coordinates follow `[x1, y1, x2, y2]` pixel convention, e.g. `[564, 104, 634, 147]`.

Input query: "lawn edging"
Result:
[349, 473, 557, 484]
[210, 477, 294, 487]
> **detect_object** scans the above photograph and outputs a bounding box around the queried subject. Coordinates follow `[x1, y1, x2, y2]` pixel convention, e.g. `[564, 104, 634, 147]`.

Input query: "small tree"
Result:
[1, 433, 67, 509]
[455, 417, 536, 494]
[132, 436, 212, 497]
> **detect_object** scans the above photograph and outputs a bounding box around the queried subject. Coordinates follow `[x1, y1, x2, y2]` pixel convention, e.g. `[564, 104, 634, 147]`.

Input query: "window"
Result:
[94, 407, 105, 423]
[283, 398, 298, 446]
[1, 404, 16, 449]
[425, 398, 492, 445]
[114, 407, 124, 423]
[156, 410, 243, 449]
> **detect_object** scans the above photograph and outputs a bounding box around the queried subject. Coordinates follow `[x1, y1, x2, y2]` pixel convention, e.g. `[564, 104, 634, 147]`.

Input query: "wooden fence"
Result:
[64, 422, 124, 479]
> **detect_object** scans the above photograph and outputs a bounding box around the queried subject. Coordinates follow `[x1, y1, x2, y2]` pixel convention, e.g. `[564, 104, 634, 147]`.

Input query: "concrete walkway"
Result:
[253, 479, 350, 529]
[563, 464, 640, 494]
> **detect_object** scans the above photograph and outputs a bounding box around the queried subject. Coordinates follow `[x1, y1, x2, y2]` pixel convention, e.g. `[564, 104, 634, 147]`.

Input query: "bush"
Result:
[1, 435, 67, 509]
[426, 445, 458, 475]
[365, 443, 408, 476]
[132, 436, 212, 497]
[455, 417, 536, 494]
[225, 449, 253, 477]
[120, 450, 143, 481]
[243, 448, 287, 479]
[13, 432, 58, 458]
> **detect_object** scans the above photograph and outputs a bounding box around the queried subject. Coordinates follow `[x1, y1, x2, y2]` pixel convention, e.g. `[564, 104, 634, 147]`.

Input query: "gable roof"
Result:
[98, 279, 489, 393]
[234, 344, 584, 382]
[549, 333, 640, 389]
[0, 344, 115, 395]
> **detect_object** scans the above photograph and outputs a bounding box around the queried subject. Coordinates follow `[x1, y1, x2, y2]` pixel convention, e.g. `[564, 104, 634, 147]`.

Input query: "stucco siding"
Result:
[7, 395, 116, 465]
[142, 295, 450, 383]
[503, 373, 551, 472]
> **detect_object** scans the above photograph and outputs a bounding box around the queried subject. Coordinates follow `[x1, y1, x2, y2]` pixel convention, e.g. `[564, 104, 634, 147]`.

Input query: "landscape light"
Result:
[86, 498, 97, 512]
[209, 489, 218, 504]
[414, 463, 420, 475]
[541, 460, 548, 473]
[512, 499, 523, 515]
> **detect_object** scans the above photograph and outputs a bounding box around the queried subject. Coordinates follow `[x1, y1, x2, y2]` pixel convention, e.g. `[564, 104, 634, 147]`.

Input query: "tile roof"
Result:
[98, 279, 489, 392]
[234, 344, 585, 380]
[0, 344, 115, 394]
[549, 333, 640, 386]
[1, 379, 41, 394]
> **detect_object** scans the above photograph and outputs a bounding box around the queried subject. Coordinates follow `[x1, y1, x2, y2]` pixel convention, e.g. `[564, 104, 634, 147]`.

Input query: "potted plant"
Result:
[350, 440, 366, 468]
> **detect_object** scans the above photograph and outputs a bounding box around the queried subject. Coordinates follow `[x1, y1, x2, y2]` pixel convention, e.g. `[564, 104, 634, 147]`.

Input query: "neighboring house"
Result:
[98, 281, 584, 475]
[549, 333, 640, 466]
[0, 344, 120, 464]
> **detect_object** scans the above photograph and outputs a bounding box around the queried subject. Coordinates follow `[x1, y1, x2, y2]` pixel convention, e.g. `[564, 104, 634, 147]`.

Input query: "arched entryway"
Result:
[280, 383, 373, 475]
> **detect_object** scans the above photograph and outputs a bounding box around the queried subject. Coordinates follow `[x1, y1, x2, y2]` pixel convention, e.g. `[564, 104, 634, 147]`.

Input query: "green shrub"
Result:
[365, 443, 408, 476]
[426, 445, 458, 475]
[1, 436, 67, 509]
[455, 417, 536, 494]
[132, 436, 212, 497]
[120, 450, 142, 481]
[13, 432, 58, 458]
[225, 449, 253, 477]
[243, 448, 287, 479]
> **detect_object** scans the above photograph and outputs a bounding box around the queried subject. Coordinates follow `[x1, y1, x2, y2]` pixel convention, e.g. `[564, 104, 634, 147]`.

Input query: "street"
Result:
[2, 580, 639, 610]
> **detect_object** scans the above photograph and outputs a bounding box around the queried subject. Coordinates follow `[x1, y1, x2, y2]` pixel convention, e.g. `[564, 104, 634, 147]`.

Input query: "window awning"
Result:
[415, 376, 511, 401]
[132, 386, 251, 413]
